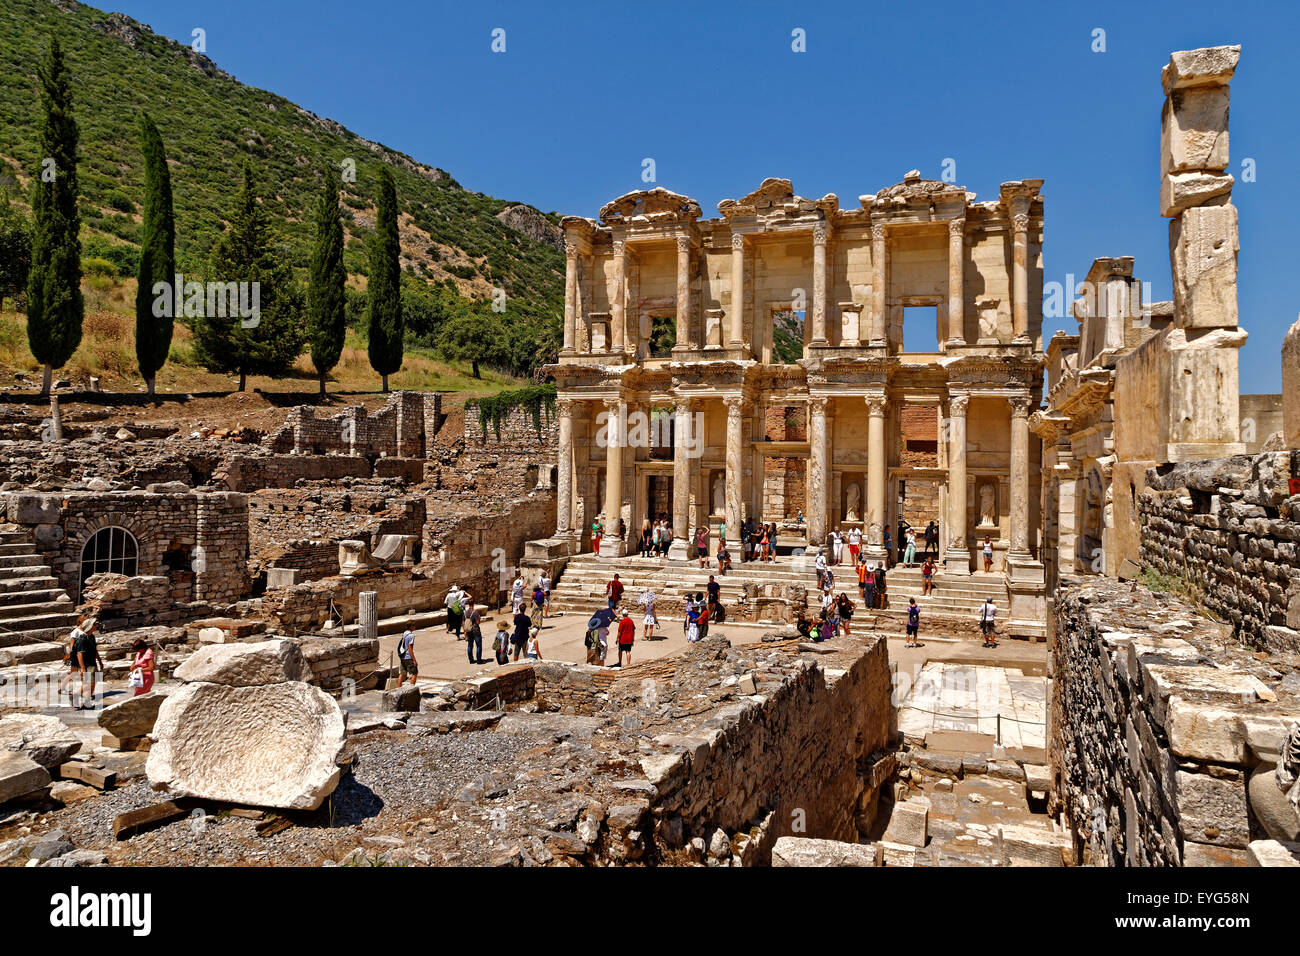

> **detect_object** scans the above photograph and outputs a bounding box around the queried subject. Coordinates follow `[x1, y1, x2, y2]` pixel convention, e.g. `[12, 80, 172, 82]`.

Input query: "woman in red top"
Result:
[616, 610, 636, 667]
[130, 638, 155, 696]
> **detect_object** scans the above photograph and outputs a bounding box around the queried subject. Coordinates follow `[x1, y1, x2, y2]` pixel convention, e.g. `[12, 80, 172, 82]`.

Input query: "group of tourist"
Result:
[54, 614, 155, 710]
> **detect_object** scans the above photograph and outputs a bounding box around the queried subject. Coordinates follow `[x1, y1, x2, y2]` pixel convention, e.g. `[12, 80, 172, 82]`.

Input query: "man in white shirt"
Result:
[396, 628, 418, 685]
[815, 549, 828, 589]
[979, 598, 998, 647]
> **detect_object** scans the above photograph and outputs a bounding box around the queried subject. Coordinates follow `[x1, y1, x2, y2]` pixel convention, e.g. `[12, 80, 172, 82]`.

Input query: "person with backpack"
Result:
[874, 564, 887, 610]
[464, 604, 484, 664]
[905, 598, 922, 648]
[511, 604, 532, 662]
[396, 627, 419, 685]
[979, 598, 998, 647]
[606, 573, 625, 609]
[445, 584, 467, 639]
[493, 621, 511, 665]
[62, 617, 103, 709]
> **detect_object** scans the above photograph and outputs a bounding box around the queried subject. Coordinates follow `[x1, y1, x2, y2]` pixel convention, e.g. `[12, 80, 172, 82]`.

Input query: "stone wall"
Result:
[1051, 578, 1300, 866]
[1138, 451, 1300, 653]
[263, 391, 440, 459]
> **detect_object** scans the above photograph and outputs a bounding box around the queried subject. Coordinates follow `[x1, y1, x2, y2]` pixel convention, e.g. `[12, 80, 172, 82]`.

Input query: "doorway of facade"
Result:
[646, 475, 672, 525]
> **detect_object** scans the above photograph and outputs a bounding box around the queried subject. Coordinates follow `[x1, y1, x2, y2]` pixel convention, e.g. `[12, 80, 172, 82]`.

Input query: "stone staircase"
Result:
[548, 552, 1007, 624]
[0, 528, 79, 665]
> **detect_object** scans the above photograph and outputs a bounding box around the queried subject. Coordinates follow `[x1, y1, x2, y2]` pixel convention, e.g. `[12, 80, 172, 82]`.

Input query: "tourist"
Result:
[921, 556, 936, 595]
[592, 516, 604, 555]
[768, 523, 779, 562]
[874, 564, 888, 610]
[539, 572, 552, 615]
[742, 516, 756, 562]
[795, 508, 804, 525]
[759, 523, 771, 562]
[465, 603, 485, 664]
[584, 623, 603, 665]
[445, 583, 467, 639]
[618, 518, 627, 547]
[396, 627, 418, 686]
[657, 521, 671, 557]
[64, 617, 103, 709]
[640, 520, 653, 556]
[795, 609, 812, 639]
[129, 637, 155, 697]
[716, 539, 732, 574]
[815, 548, 828, 589]
[862, 562, 877, 610]
[493, 621, 511, 665]
[855, 556, 869, 601]
[525, 628, 542, 661]
[640, 588, 658, 640]
[820, 585, 835, 617]
[905, 597, 922, 648]
[606, 573, 625, 609]
[686, 598, 701, 643]
[615, 609, 635, 666]
[903, 528, 917, 568]
[511, 604, 532, 661]
[882, 529, 893, 568]
[817, 610, 835, 643]
[924, 520, 939, 559]
[831, 528, 844, 565]
[695, 525, 709, 568]
[511, 573, 525, 613]
[979, 597, 998, 647]
[696, 594, 711, 640]
[983, 535, 994, 572]
[847, 525, 861, 564]
[532, 582, 547, 620]
[836, 592, 855, 637]
[706, 574, 721, 608]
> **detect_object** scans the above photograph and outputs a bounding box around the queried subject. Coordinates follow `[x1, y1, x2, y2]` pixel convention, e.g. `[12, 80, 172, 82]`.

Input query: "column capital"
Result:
[865, 393, 888, 416]
[675, 234, 692, 253]
[1008, 395, 1031, 419]
[948, 216, 966, 237]
[809, 395, 830, 413]
[612, 239, 625, 255]
[556, 397, 577, 414]
[565, 240, 580, 259]
[1010, 212, 1030, 233]
[723, 395, 745, 414]
[812, 222, 829, 245]
[870, 223, 886, 241]
[731, 232, 745, 251]
[949, 393, 970, 416]
[602, 397, 623, 413]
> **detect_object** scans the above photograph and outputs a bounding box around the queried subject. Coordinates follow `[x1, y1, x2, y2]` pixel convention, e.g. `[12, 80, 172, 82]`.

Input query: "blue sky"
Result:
[107, 0, 1299, 390]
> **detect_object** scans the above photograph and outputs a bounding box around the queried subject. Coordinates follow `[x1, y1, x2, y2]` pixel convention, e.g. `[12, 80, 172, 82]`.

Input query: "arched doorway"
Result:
[80, 526, 139, 596]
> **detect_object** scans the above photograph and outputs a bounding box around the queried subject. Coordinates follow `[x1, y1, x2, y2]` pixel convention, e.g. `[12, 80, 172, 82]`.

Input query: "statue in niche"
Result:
[845, 482, 862, 522]
[978, 482, 997, 527]
[712, 473, 725, 515]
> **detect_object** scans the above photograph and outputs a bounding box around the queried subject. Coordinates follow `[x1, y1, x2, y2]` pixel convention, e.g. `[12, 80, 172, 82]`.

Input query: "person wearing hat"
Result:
[445, 584, 467, 639]
[979, 597, 998, 647]
[493, 620, 511, 665]
[63, 616, 103, 709]
[815, 547, 828, 589]
[615, 608, 636, 667]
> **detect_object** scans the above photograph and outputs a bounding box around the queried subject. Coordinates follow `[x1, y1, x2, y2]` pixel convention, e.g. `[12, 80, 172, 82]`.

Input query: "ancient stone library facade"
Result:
[552, 174, 1049, 635]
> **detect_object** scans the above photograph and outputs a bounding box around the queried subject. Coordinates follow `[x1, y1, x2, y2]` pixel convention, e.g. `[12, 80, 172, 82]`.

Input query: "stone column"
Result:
[729, 233, 745, 347]
[945, 393, 971, 573]
[676, 235, 691, 349]
[668, 398, 693, 559]
[811, 222, 829, 345]
[359, 591, 378, 642]
[724, 396, 744, 552]
[1011, 211, 1030, 343]
[808, 396, 829, 549]
[1008, 395, 1031, 557]
[601, 399, 625, 557]
[611, 239, 626, 354]
[870, 222, 887, 346]
[947, 217, 966, 347]
[865, 394, 888, 557]
[563, 240, 578, 352]
[555, 399, 575, 534]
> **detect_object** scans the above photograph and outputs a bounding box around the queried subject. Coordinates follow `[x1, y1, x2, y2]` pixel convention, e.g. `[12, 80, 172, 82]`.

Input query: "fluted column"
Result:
[724, 396, 744, 551]
[1009, 395, 1031, 556]
[675, 235, 691, 349]
[808, 396, 829, 548]
[563, 241, 578, 352]
[668, 398, 693, 559]
[600, 399, 625, 556]
[947, 217, 966, 347]
[865, 394, 888, 557]
[945, 393, 971, 573]
[1011, 211, 1030, 343]
[870, 222, 887, 346]
[555, 398, 574, 534]
[811, 222, 829, 345]
[611, 239, 626, 354]
[729, 233, 745, 347]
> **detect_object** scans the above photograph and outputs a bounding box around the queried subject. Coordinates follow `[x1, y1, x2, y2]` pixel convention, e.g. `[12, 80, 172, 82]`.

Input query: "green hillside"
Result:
[0, 0, 564, 374]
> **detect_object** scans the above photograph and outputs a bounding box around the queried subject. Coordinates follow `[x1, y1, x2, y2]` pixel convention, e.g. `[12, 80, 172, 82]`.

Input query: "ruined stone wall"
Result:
[1051, 578, 1300, 866]
[1138, 451, 1300, 653]
[296, 636, 381, 693]
[263, 391, 437, 459]
[219, 454, 371, 491]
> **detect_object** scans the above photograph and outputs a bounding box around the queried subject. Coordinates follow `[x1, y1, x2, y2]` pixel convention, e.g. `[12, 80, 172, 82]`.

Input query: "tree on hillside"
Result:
[436, 307, 509, 379]
[26, 36, 83, 396]
[0, 191, 32, 312]
[134, 113, 174, 397]
[366, 167, 403, 392]
[193, 161, 303, 391]
[307, 167, 346, 397]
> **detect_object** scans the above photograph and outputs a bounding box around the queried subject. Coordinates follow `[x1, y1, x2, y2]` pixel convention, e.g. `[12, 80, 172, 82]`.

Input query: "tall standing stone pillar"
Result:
[724, 396, 744, 552]
[865, 394, 888, 559]
[555, 399, 575, 534]
[359, 591, 378, 642]
[1008, 395, 1031, 558]
[668, 399, 693, 559]
[729, 233, 745, 347]
[870, 222, 887, 346]
[946, 217, 966, 347]
[1011, 209, 1030, 343]
[811, 222, 829, 346]
[600, 399, 625, 557]
[611, 240, 626, 354]
[563, 240, 578, 352]
[808, 397, 829, 550]
[944, 393, 971, 573]
[675, 235, 692, 349]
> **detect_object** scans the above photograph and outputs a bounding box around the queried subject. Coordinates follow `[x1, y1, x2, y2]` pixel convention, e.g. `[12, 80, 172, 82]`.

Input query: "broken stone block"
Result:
[1161, 171, 1233, 218]
[876, 840, 919, 867]
[147, 680, 345, 810]
[0, 750, 51, 804]
[1161, 45, 1241, 95]
[174, 639, 312, 686]
[1166, 697, 1248, 764]
[382, 685, 421, 713]
[1182, 842, 1249, 867]
[1023, 763, 1052, 795]
[0, 714, 81, 769]
[97, 691, 167, 739]
[1175, 770, 1250, 848]
[1169, 204, 1239, 329]
[884, 799, 929, 848]
[1161, 84, 1231, 180]
[1247, 839, 1300, 867]
[771, 837, 880, 867]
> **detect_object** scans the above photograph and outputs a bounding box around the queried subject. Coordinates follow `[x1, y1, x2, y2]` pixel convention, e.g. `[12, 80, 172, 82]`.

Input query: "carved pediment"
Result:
[719, 177, 838, 221]
[599, 188, 702, 226]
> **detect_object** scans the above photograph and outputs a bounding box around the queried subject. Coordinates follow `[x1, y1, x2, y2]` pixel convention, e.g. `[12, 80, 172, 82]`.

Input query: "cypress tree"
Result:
[366, 167, 403, 392]
[194, 161, 303, 391]
[26, 36, 82, 396]
[135, 113, 174, 397]
[307, 166, 345, 397]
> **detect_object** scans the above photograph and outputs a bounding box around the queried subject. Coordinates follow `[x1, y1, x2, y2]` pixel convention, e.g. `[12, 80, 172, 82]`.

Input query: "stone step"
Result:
[0, 625, 72, 648]
[0, 542, 36, 556]
[0, 641, 66, 666]
[0, 576, 62, 595]
[0, 597, 74, 620]
[0, 553, 45, 570]
[0, 609, 81, 635]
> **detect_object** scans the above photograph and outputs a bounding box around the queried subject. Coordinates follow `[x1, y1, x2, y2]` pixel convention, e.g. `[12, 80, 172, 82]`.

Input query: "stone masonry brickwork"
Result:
[1051, 577, 1300, 866]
